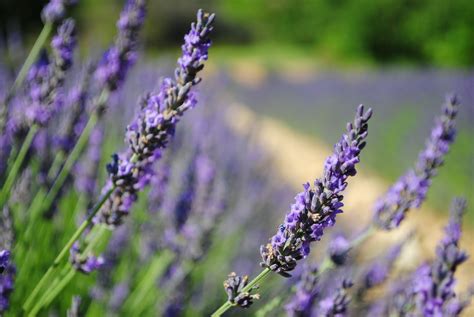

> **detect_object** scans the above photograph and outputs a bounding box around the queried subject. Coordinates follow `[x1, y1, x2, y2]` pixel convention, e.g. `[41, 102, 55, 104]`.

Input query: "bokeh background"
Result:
[0, 1, 473, 315]
[1, 0, 472, 222]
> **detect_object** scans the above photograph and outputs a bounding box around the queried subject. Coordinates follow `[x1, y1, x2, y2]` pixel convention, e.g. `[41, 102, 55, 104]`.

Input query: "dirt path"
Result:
[227, 103, 474, 312]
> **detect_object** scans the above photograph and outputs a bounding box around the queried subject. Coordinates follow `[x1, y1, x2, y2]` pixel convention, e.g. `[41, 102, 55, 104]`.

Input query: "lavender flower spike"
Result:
[95, 0, 146, 92]
[223, 272, 260, 308]
[374, 95, 459, 230]
[25, 19, 76, 126]
[413, 198, 468, 316]
[285, 265, 319, 317]
[94, 9, 215, 227]
[328, 234, 351, 266]
[0, 207, 15, 314]
[260, 105, 372, 277]
[41, 0, 77, 24]
[318, 279, 353, 317]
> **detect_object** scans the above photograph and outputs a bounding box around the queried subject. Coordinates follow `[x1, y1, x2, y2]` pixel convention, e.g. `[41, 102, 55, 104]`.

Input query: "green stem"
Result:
[0, 125, 39, 208]
[125, 251, 175, 314]
[211, 268, 271, 317]
[8, 22, 53, 99]
[23, 186, 114, 312]
[316, 225, 376, 277]
[255, 296, 282, 317]
[47, 151, 65, 180]
[29, 267, 76, 316]
[41, 111, 99, 213]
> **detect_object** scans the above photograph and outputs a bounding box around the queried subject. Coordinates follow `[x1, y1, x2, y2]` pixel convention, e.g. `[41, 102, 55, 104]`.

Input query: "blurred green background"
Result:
[1, 0, 473, 67]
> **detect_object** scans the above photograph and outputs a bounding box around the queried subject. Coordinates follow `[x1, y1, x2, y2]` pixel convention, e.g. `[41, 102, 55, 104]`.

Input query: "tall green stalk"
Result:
[211, 268, 271, 317]
[23, 186, 114, 312]
[2, 22, 53, 106]
[0, 125, 39, 208]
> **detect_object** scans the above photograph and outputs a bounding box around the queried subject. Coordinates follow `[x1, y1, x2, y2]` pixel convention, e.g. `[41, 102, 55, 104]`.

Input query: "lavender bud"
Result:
[223, 272, 260, 309]
[318, 279, 353, 317]
[70, 242, 104, 274]
[41, 0, 77, 24]
[328, 234, 351, 266]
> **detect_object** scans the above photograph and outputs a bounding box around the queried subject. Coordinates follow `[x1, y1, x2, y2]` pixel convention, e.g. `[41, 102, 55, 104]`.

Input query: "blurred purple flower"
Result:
[285, 264, 319, 317]
[70, 241, 104, 274]
[95, 0, 146, 91]
[374, 95, 459, 230]
[328, 234, 351, 266]
[317, 279, 353, 317]
[41, 0, 77, 23]
[413, 198, 468, 316]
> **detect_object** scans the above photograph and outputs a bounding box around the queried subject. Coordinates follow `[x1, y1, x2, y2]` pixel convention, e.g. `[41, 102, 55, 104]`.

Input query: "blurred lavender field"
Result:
[0, 1, 473, 315]
[220, 67, 474, 223]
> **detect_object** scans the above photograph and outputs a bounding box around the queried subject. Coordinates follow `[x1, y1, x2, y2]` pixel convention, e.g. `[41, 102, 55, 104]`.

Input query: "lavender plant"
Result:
[0, 1, 471, 316]
[212, 105, 372, 316]
[260, 105, 372, 277]
[21, 9, 216, 315]
[374, 95, 459, 230]
[368, 198, 471, 316]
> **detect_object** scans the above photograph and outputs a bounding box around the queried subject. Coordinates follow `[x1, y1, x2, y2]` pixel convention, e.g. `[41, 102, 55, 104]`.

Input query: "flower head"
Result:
[286, 265, 319, 317]
[95, 0, 146, 91]
[260, 105, 372, 277]
[41, 0, 77, 23]
[318, 279, 353, 317]
[374, 95, 459, 230]
[413, 198, 468, 316]
[94, 9, 215, 227]
[223, 272, 260, 308]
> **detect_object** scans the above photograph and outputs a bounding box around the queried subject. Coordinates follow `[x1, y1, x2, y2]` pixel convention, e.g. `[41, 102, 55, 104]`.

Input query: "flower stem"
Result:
[0, 124, 39, 208]
[316, 225, 376, 277]
[23, 186, 114, 312]
[211, 268, 271, 317]
[9, 22, 53, 99]
[124, 250, 175, 314]
[41, 111, 99, 212]
[29, 267, 76, 316]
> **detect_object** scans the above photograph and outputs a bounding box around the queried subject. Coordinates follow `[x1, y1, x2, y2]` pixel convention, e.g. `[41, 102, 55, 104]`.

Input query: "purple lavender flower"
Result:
[328, 234, 351, 266]
[24, 19, 76, 126]
[70, 241, 105, 274]
[360, 241, 404, 291]
[95, 0, 146, 92]
[0, 207, 15, 314]
[317, 279, 353, 317]
[374, 95, 459, 230]
[223, 272, 260, 308]
[95, 9, 215, 227]
[0, 250, 9, 273]
[285, 265, 319, 317]
[413, 198, 468, 316]
[260, 105, 372, 277]
[41, 0, 77, 23]
[0, 262, 15, 313]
